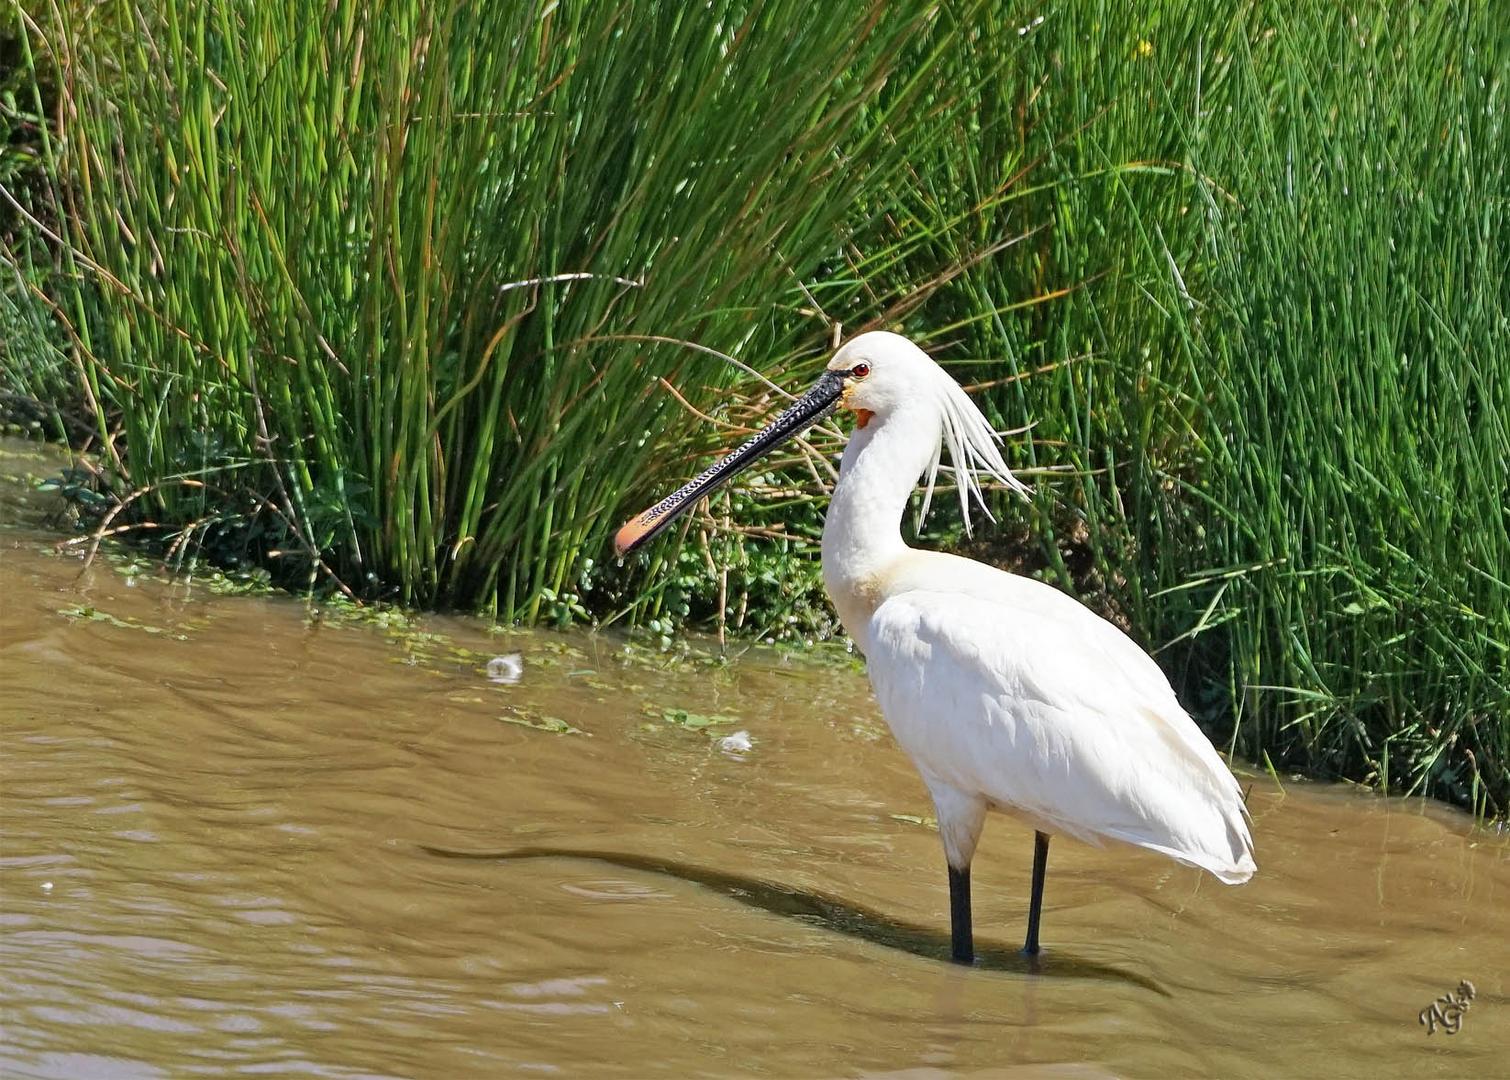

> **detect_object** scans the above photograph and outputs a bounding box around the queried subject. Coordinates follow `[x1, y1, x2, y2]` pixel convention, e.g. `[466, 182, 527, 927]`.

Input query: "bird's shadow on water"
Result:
[421, 844, 1168, 995]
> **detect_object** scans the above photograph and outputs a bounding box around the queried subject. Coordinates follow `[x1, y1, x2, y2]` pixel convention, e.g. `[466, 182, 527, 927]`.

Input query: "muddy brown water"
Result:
[1, 438, 1506, 1079]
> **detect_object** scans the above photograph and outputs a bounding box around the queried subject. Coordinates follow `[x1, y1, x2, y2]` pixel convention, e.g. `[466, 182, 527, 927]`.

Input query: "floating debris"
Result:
[890, 813, 938, 831]
[487, 653, 524, 685]
[659, 708, 735, 730]
[499, 707, 586, 736]
[718, 730, 753, 754]
[57, 604, 188, 640]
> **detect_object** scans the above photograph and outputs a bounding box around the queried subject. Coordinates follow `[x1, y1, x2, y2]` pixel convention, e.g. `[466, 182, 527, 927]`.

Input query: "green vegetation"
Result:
[3, 1, 1506, 815]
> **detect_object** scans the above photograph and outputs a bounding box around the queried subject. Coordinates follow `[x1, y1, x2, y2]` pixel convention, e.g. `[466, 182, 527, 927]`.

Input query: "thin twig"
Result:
[657, 378, 747, 432]
[589, 332, 799, 401]
[498, 272, 643, 293]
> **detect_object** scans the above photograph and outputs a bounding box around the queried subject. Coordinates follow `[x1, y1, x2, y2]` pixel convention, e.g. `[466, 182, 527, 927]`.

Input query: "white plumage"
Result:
[818, 332, 1254, 960]
[867, 571, 1255, 883]
[617, 329, 1255, 963]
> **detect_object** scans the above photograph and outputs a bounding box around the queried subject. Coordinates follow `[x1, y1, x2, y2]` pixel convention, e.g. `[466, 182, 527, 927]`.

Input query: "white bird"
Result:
[616, 331, 1255, 964]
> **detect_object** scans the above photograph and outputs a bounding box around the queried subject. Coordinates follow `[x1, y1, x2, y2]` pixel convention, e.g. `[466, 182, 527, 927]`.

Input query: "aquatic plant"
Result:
[836, 3, 1508, 817]
[5, 0, 1506, 814]
[7, 0, 985, 611]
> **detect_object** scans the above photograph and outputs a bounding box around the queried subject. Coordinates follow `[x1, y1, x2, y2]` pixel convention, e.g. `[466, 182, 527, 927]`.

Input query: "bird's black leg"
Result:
[1023, 831, 1050, 957]
[947, 864, 974, 965]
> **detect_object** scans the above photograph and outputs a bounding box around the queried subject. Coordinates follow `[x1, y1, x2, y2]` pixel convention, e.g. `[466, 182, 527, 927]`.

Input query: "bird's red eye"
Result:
[851, 362, 871, 378]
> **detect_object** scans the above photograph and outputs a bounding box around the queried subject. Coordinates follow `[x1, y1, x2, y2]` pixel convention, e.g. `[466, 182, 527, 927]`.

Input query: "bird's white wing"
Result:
[867, 586, 1256, 883]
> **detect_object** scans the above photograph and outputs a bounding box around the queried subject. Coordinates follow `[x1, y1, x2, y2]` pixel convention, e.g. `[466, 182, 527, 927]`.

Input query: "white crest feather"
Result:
[916, 367, 1031, 535]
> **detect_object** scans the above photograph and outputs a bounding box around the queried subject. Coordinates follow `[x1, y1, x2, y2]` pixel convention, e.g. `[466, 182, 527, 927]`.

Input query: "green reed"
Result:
[6, 0, 1506, 813]
[858, 2, 1508, 814]
[12, 0, 989, 608]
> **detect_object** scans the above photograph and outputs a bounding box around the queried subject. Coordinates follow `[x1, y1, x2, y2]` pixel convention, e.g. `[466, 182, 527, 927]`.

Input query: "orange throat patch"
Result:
[854, 408, 875, 429]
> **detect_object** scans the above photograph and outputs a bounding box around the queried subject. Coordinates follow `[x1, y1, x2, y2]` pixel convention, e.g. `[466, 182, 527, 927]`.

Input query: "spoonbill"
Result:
[615, 331, 1255, 964]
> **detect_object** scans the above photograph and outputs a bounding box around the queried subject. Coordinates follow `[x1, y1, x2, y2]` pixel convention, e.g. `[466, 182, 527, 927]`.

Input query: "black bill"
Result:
[614, 370, 845, 555]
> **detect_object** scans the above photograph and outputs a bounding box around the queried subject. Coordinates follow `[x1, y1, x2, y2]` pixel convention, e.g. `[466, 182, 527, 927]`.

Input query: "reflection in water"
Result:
[1, 438, 1508, 1078]
[423, 845, 1169, 991]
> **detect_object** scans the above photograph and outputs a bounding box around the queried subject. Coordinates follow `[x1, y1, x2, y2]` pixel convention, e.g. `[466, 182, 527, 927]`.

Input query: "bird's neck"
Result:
[821, 406, 940, 644]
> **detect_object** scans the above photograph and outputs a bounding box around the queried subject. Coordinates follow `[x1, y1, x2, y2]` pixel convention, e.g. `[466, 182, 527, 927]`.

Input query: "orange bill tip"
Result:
[614, 513, 656, 556]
